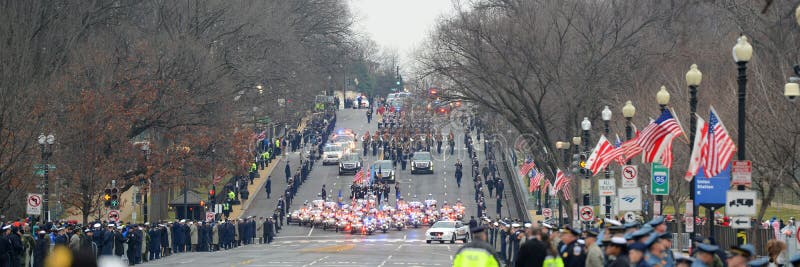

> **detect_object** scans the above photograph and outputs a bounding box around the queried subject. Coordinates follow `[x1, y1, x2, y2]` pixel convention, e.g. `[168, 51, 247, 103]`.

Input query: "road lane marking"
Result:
[307, 225, 315, 237]
[302, 255, 330, 267]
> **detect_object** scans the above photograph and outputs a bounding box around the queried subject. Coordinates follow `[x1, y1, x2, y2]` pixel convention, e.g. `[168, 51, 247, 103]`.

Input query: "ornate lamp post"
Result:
[654, 86, 670, 216]
[686, 64, 702, 243]
[581, 117, 592, 227]
[601, 106, 612, 218]
[37, 133, 55, 222]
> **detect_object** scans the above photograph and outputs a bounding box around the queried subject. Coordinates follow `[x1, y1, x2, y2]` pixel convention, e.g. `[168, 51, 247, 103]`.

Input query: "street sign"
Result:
[542, 208, 552, 218]
[685, 216, 694, 233]
[696, 165, 731, 205]
[206, 212, 216, 222]
[685, 200, 694, 217]
[215, 204, 222, 214]
[624, 212, 637, 222]
[730, 216, 752, 229]
[107, 210, 120, 222]
[651, 163, 669, 195]
[725, 190, 756, 216]
[654, 200, 661, 216]
[731, 160, 752, 187]
[598, 179, 616, 196]
[26, 194, 42, 215]
[580, 206, 594, 222]
[621, 165, 638, 188]
[617, 187, 642, 211]
[581, 180, 591, 194]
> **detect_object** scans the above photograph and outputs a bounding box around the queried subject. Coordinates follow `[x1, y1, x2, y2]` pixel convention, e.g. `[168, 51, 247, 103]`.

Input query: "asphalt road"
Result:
[139, 108, 514, 267]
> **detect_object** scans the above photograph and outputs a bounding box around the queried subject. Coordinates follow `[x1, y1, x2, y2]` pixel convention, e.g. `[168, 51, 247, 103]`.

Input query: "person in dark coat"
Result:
[0, 226, 11, 267]
[183, 222, 191, 252]
[265, 219, 274, 244]
[172, 221, 183, 253]
[495, 178, 504, 199]
[6, 227, 22, 267]
[160, 226, 169, 257]
[284, 163, 291, 183]
[113, 227, 125, 257]
[126, 227, 141, 265]
[33, 231, 48, 267]
[265, 177, 272, 199]
[149, 226, 161, 259]
[101, 225, 114, 256]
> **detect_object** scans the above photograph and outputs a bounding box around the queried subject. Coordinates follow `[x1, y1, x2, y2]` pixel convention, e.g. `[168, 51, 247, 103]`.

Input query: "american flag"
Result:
[684, 116, 708, 181]
[618, 132, 643, 163]
[561, 180, 572, 200]
[585, 135, 615, 175]
[702, 107, 736, 178]
[553, 169, 572, 200]
[636, 109, 683, 164]
[353, 168, 365, 184]
[529, 168, 545, 192]
[518, 160, 536, 176]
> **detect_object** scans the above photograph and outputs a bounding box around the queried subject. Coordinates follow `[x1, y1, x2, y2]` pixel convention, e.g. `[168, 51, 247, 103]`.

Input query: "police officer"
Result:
[692, 243, 719, 267]
[726, 243, 755, 267]
[603, 237, 630, 267]
[557, 225, 586, 267]
[453, 225, 500, 267]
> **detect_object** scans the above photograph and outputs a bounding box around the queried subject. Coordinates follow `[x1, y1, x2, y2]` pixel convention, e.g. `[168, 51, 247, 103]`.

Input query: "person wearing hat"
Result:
[584, 229, 603, 267]
[33, 230, 49, 267]
[628, 243, 648, 267]
[746, 257, 769, 267]
[643, 233, 667, 267]
[126, 225, 141, 265]
[693, 243, 720, 267]
[558, 225, 586, 267]
[675, 253, 694, 267]
[112, 225, 125, 258]
[604, 237, 630, 267]
[648, 216, 667, 234]
[726, 244, 755, 267]
[68, 227, 82, 252]
[453, 225, 501, 267]
[657, 232, 675, 266]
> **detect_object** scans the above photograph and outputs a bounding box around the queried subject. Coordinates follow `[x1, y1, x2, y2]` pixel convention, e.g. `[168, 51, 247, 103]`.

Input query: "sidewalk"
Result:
[228, 155, 284, 219]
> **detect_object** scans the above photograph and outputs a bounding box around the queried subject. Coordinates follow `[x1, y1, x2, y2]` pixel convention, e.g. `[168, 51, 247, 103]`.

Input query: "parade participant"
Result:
[584, 229, 603, 267]
[514, 226, 547, 267]
[746, 257, 769, 267]
[643, 233, 667, 267]
[126, 225, 141, 265]
[726, 244, 755, 267]
[693, 243, 719, 267]
[149, 225, 162, 260]
[675, 254, 694, 267]
[604, 237, 631, 267]
[113, 226, 125, 257]
[33, 230, 48, 267]
[627, 242, 649, 267]
[453, 225, 501, 267]
[648, 216, 667, 234]
[558, 225, 586, 267]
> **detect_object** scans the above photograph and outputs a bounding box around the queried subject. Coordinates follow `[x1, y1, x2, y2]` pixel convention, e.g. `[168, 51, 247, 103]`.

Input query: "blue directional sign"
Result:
[694, 165, 731, 206]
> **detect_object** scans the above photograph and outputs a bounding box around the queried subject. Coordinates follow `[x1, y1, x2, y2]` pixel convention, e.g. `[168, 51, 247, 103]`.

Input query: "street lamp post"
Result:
[732, 35, 753, 178]
[686, 64, 702, 244]
[581, 117, 592, 228]
[601, 106, 612, 218]
[37, 133, 55, 222]
[733, 34, 753, 245]
[571, 136, 581, 225]
[655, 86, 670, 216]
[622, 101, 636, 155]
[140, 143, 151, 223]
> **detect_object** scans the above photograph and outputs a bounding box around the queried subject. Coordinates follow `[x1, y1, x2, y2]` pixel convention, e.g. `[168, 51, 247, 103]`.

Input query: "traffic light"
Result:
[199, 201, 205, 207]
[103, 189, 112, 207]
[110, 188, 119, 209]
[209, 188, 215, 200]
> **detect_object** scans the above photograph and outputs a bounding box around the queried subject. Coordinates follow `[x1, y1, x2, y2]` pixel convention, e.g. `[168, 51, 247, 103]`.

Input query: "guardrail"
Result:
[496, 144, 530, 222]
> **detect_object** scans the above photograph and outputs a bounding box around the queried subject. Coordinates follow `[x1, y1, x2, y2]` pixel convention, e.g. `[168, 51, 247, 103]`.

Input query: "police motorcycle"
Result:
[453, 199, 466, 221]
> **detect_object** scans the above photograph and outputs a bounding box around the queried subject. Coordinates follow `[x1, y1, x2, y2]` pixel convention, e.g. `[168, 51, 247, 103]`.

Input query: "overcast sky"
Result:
[350, 0, 455, 64]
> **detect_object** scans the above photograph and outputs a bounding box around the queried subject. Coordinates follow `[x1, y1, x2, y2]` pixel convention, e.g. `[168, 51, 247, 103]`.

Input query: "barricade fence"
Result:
[665, 222, 774, 255]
